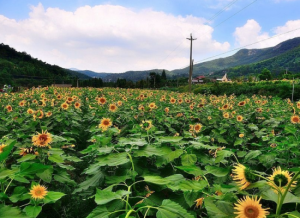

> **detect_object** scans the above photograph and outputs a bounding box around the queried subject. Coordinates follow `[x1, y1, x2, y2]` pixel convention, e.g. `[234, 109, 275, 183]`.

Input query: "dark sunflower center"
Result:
[39, 134, 48, 142]
[293, 117, 299, 122]
[274, 174, 288, 187]
[103, 120, 109, 126]
[244, 168, 257, 183]
[244, 206, 259, 218]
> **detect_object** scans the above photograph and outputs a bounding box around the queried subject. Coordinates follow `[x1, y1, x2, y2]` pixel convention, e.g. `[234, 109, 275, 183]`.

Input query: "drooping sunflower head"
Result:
[99, 118, 113, 131]
[232, 164, 256, 190]
[35, 110, 44, 119]
[267, 166, 296, 193]
[234, 196, 269, 218]
[194, 197, 204, 209]
[140, 120, 153, 131]
[291, 115, 300, 124]
[32, 130, 52, 147]
[29, 184, 48, 200]
[0, 144, 7, 153]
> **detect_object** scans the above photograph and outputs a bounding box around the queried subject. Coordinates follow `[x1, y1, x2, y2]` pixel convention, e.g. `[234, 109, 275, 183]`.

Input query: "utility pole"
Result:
[187, 33, 197, 93]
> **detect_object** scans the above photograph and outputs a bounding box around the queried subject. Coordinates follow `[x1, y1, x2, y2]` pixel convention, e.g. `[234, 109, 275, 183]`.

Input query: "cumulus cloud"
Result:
[0, 3, 230, 73]
[233, 19, 300, 49]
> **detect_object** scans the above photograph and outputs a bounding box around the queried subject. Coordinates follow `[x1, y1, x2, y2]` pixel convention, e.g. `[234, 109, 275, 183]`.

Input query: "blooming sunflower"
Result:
[19, 101, 25, 107]
[46, 112, 52, 117]
[194, 123, 203, 133]
[0, 144, 7, 153]
[56, 95, 62, 100]
[6, 105, 12, 112]
[27, 108, 34, 115]
[232, 164, 256, 190]
[98, 97, 107, 105]
[32, 130, 52, 147]
[74, 102, 81, 109]
[238, 101, 246, 106]
[149, 102, 156, 109]
[291, 115, 300, 124]
[99, 118, 113, 130]
[170, 98, 176, 104]
[109, 104, 118, 112]
[222, 104, 229, 110]
[223, 112, 230, 119]
[267, 166, 296, 193]
[239, 133, 245, 138]
[29, 184, 48, 200]
[164, 107, 169, 113]
[237, 115, 243, 122]
[61, 102, 69, 110]
[66, 97, 73, 103]
[117, 101, 122, 106]
[234, 196, 269, 218]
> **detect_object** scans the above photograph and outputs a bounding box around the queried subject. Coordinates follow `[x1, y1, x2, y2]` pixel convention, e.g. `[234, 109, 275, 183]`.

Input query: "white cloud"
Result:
[233, 19, 300, 49]
[0, 3, 230, 73]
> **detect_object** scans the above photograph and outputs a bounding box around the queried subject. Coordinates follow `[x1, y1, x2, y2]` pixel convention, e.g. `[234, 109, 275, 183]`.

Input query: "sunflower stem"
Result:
[4, 178, 13, 194]
[275, 171, 300, 217]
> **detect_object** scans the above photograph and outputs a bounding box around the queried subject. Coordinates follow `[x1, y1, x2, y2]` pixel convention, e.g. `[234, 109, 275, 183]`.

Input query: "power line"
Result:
[155, 0, 241, 68]
[193, 26, 300, 65]
[214, 0, 258, 28]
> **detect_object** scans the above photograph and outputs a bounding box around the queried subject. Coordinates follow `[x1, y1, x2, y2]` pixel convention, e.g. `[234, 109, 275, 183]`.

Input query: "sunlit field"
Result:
[1, 87, 300, 218]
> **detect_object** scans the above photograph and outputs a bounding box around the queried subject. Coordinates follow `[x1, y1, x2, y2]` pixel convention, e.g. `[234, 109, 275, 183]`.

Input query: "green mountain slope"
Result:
[213, 44, 300, 77]
[75, 37, 300, 81]
[0, 43, 90, 86]
[172, 37, 300, 76]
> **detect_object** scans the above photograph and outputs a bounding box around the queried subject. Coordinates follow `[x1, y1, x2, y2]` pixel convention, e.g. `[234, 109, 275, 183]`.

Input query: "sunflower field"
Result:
[1, 87, 300, 218]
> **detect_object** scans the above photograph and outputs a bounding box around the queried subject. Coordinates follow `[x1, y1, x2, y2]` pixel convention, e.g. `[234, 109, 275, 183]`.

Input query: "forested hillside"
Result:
[213, 44, 300, 77]
[0, 43, 90, 87]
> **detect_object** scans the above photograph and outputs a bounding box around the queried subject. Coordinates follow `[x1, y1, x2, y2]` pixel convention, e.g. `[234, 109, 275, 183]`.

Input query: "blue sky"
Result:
[0, 0, 300, 72]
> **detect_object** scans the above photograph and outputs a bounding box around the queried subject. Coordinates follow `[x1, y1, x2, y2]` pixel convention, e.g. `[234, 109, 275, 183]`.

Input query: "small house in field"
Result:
[217, 73, 231, 82]
[52, 84, 72, 88]
[191, 75, 205, 84]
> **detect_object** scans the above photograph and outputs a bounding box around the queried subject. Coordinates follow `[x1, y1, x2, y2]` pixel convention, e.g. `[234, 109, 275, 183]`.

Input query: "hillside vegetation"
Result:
[0, 43, 90, 87]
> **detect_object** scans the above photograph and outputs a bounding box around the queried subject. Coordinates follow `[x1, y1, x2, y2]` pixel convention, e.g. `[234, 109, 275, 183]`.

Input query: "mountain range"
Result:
[1, 37, 300, 84]
[70, 36, 300, 81]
